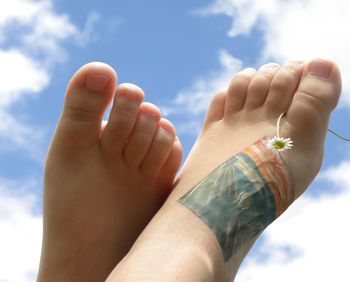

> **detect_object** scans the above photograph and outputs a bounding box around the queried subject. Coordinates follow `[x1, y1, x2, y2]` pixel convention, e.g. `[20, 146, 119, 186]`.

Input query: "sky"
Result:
[0, 0, 350, 281]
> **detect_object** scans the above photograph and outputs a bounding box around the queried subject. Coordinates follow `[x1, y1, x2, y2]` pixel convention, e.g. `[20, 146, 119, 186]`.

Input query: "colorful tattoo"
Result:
[178, 138, 293, 261]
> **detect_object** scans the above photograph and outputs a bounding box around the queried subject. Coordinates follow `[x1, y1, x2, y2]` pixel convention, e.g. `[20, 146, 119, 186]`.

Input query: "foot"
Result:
[37, 63, 182, 282]
[108, 59, 341, 281]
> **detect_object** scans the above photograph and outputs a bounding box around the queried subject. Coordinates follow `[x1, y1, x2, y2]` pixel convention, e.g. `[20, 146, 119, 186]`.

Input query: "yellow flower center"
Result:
[273, 140, 286, 149]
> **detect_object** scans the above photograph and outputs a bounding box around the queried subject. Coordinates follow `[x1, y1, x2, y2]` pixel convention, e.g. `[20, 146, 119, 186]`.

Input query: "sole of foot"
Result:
[108, 59, 341, 282]
[37, 62, 183, 282]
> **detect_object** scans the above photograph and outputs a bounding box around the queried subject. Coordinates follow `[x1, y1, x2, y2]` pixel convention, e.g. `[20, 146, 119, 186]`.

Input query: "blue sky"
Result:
[1, 0, 350, 281]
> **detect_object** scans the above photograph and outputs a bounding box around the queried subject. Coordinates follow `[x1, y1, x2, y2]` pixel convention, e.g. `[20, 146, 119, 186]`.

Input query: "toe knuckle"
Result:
[271, 72, 295, 92]
[250, 75, 270, 89]
[211, 91, 225, 103]
[229, 74, 251, 90]
[64, 105, 99, 122]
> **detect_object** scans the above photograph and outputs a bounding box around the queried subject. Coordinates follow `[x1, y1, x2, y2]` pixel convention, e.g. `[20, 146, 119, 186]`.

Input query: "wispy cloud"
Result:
[162, 49, 242, 135]
[75, 11, 101, 47]
[195, 0, 275, 37]
[0, 111, 45, 160]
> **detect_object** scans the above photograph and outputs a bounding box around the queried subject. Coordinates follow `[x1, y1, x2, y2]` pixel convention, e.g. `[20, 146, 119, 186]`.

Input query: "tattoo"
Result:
[178, 138, 293, 261]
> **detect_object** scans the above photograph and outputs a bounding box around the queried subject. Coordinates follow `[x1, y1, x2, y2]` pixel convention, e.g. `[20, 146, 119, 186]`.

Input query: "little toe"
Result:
[155, 136, 183, 189]
[203, 91, 226, 128]
[224, 68, 256, 117]
[140, 119, 176, 180]
[123, 103, 161, 168]
[55, 62, 117, 151]
[101, 83, 144, 156]
[244, 63, 280, 110]
[264, 61, 304, 117]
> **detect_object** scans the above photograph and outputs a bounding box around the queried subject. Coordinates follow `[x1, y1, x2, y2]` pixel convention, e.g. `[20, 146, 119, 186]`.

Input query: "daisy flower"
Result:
[266, 136, 293, 153]
[267, 112, 293, 154]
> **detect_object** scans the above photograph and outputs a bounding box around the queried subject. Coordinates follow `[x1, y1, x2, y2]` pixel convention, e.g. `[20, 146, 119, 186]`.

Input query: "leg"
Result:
[107, 59, 341, 281]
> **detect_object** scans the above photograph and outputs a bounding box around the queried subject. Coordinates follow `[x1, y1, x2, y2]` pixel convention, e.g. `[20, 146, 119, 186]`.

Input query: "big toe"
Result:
[287, 59, 341, 138]
[53, 62, 117, 152]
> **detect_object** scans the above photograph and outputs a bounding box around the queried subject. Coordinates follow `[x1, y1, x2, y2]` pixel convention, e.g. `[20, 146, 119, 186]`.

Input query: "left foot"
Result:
[37, 63, 182, 282]
[108, 59, 341, 281]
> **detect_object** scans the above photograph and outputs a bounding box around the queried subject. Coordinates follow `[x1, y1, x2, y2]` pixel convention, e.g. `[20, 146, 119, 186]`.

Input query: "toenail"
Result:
[259, 63, 280, 71]
[286, 60, 304, 65]
[157, 126, 173, 141]
[240, 68, 256, 74]
[140, 112, 159, 121]
[85, 74, 111, 91]
[308, 59, 332, 79]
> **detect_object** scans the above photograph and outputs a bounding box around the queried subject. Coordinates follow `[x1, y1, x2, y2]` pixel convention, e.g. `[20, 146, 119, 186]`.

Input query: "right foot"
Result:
[108, 59, 341, 281]
[37, 63, 182, 281]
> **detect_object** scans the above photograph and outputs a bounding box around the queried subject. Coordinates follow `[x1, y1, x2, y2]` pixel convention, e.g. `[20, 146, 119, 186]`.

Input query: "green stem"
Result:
[328, 128, 350, 142]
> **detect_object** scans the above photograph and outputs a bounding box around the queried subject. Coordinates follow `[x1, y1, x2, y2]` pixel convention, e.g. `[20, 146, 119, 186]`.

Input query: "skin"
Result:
[108, 59, 342, 282]
[36, 62, 183, 282]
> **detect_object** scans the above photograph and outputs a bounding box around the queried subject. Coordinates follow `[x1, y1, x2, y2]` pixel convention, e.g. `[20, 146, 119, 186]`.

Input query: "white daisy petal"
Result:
[266, 136, 293, 153]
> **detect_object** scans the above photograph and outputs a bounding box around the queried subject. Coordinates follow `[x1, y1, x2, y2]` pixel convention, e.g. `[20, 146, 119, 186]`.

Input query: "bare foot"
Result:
[36, 63, 182, 282]
[108, 59, 341, 282]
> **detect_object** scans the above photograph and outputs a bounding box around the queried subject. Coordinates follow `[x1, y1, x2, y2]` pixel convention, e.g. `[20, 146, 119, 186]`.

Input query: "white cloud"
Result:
[0, 50, 49, 107]
[0, 179, 42, 282]
[0, 0, 43, 28]
[195, 0, 281, 37]
[0, 0, 79, 63]
[235, 162, 350, 281]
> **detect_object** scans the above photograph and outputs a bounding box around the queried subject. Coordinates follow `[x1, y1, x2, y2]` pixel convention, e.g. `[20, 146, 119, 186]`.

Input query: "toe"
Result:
[203, 91, 226, 128]
[155, 136, 183, 190]
[244, 63, 280, 110]
[101, 83, 144, 156]
[54, 62, 117, 151]
[224, 68, 256, 117]
[140, 119, 176, 180]
[287, 59, 341, 132]
[264, 61, 304, 118]
[124, 103, 161, 168]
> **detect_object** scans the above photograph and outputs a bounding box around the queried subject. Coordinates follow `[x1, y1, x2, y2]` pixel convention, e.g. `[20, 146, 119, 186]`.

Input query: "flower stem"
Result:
[277, 112, 350, 142]
[276, 112, 285, 138]
[328, 128, 350, 142]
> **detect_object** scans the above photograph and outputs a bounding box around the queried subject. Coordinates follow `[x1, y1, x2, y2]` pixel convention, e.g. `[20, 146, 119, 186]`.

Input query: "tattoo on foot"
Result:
[178, 138, 293, 261]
